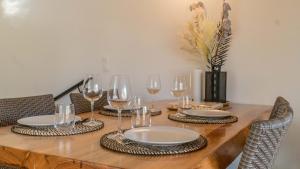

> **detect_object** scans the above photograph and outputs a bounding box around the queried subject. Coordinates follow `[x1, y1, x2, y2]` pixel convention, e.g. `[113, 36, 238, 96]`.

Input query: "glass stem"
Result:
[151, 96, 154, 110]
[90, 101, 95, 121]
[117, 109, 122, 136]
[177, 97, 181, 113]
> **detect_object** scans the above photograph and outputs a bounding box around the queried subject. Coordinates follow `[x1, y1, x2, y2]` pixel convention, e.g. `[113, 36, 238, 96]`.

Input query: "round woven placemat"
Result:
[100, 131, 207, 155]
[100, 110, 161, 117]
[11, 120, 104, 136]
[168, 113, 238, 124]
[0, 164, 19, 169]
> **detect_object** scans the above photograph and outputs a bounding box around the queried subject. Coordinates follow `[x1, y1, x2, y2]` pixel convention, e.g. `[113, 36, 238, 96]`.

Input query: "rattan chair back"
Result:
[269, 96, 290, 119]
[70, 91, 108, 114]
[238, 97, 293, 169]
[0, 94, 55, 127]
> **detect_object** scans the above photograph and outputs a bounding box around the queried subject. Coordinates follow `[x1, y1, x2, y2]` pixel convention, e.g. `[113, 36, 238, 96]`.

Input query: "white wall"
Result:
[0, 0, 299, 168]
[0, 0, 198, 102]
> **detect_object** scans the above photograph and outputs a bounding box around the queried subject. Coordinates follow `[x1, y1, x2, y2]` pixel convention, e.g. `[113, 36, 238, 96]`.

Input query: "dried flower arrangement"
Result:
[182, 0, 232, 72]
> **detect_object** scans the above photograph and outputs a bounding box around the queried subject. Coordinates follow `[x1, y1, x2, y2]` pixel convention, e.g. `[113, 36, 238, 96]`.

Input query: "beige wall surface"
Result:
[227, 0, 300, 169]
[0, 0, 199, 101]
[0, 0, 299, 168]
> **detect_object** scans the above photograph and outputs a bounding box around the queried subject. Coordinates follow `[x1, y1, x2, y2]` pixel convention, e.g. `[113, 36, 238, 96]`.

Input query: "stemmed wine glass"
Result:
[107, 75, 132, 140]
[170, 75, 187, 112]
[82, 75, 103, 126]
[146, 74, 161, 112]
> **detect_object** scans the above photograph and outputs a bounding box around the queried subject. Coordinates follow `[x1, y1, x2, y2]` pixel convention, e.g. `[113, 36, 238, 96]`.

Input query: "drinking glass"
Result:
[170, 75, 187, 112]
[82, 74, 103, 126]
[54, 104, 75, 131]
[146, 74, 161, 112]
[107, 75, 132, 140]
[180, 96, 192, 110]
[131, 97, 151, 128]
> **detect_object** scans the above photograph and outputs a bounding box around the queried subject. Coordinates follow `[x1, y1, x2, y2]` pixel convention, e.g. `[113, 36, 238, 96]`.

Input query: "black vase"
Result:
[205, 71, 227, 103]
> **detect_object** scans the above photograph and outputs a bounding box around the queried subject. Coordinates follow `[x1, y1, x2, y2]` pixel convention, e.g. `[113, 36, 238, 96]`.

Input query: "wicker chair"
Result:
[238, 97, 293, 169]
[0, 94, 55, 127]
[0, 94, 55, 169]
[269, 96, 290, 119]
[70, 91, 108, 114]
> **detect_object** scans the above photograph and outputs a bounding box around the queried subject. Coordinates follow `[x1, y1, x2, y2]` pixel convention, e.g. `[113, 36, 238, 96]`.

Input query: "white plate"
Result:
[103, 105, 132, 111]
[124, 126, 199, 145]
[17, 115, 81, 127]
[182, 109, 233, 118]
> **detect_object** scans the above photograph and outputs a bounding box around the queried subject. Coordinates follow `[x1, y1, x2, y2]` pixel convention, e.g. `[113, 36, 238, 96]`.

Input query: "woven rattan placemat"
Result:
[100, 110, 161, 117]
[168, 113, 238, 124]
[11, 120, 104, 136]
[100, 131, 207, 155]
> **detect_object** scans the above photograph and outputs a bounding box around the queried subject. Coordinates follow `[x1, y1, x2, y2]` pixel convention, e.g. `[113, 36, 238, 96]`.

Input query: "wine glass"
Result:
[146, 74, 161, 112]
[82, 75, 103, 126]
[107, 75, 132, 140]
[170, 75, 187, 112]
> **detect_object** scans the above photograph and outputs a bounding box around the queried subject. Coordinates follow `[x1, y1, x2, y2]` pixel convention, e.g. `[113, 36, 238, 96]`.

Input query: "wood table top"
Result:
[0, 101, 271, 169]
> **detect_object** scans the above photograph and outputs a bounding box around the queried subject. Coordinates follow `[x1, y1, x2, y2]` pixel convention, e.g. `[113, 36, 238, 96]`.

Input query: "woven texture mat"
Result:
[11, 120, 104, 136]
[168, 113, 238, 124]
[100, 131, 207, 155]
[100, 110, 161, 117]
[0, 164, 19, 169]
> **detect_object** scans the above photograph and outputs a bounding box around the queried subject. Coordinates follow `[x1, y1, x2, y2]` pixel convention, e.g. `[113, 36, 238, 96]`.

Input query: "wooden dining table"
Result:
[0, 101, 271, 169]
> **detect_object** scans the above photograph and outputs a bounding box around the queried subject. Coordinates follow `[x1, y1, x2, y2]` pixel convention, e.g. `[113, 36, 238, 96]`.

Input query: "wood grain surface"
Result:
[0, 101, 271, 169]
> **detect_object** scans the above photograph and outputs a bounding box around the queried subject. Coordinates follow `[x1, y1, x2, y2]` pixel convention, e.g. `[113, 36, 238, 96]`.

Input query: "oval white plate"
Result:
[182, 109, 233, 118]
[17, 115, 81, 127]
[103, 105, 132, 111]
[124, 126, 199, 145]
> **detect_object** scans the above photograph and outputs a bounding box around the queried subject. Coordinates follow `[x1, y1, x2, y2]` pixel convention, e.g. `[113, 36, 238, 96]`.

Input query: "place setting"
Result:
[167, 75, 238, 124]
[100, 97, 207, 156]
[166, 100, 228, 111]
[168, 108, 238, 124]
[168, 99, 238, 124]
[11, 104, 104, 136]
